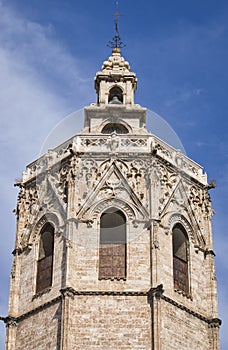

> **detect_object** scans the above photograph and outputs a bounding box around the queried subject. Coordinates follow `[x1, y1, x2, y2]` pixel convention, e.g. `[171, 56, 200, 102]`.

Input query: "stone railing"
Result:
[22, 133, 206, 185]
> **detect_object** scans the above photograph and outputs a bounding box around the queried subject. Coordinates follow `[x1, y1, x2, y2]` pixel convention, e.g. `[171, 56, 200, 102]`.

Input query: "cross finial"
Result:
[108, 0, 125, 51]
[115, 0, 120, 34]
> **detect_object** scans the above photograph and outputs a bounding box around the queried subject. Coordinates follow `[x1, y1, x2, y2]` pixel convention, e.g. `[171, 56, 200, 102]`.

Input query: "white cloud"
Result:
[164, 87, 205, 108]
[0, 2, 92, 346]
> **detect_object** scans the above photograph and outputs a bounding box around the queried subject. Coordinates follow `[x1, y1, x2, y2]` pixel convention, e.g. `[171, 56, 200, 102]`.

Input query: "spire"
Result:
[107, 0, 125, 51]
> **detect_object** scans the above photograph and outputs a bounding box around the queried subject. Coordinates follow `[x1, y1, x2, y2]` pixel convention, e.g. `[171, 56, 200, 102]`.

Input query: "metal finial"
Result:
[107, 0, 126, 50]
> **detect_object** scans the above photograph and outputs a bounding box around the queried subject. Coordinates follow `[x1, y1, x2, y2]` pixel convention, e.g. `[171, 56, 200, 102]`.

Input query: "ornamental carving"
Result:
[90, 199, 136, 221]
[16, 162, 69, 250]
[154, 142, 172, 158]
[157, 164, 178, 208]
[189, 186, 213, 216]
[33, 160, 71, 217]
[76, 158, 150, 224]
[16, 186, 38, 218]
[168, 214, 195, 243]
[48, 163, 70, 204]
[74, 158, 150, 214]
[31, 213, 61, 243]
[16, 185, 39, 250]
[78, 159, 98, 186]
[127, 159, 148, 202]
[167, 213, 205, 248]
[81, 138, 107, 147]
[107, 133, 120, 152]
[121, 138, 147, 147]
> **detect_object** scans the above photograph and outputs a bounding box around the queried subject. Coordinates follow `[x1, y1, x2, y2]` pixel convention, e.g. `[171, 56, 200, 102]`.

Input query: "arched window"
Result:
[99, 208, 126, 279]
[172, 224, 189, 294]
[36, 223, 54, 293]
[108, 86, 123, 104]
[101, 123, 129, 134]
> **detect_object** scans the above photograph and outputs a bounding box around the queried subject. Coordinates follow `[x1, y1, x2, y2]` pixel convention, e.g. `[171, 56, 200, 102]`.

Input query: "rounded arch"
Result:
[98, 117, 132, 134]
[38, 222, 55, 260]
[99, 206, 127, 279]
[108, 85, 123, 103]
[101, 123, 129, 134]
[98, 118, 132, 134]
[167, 213, 194, 244]
[172, 223, 189, 262]
[30, 212, 61, 245]
[36, 215, 56, 293]
[162, 212, 205, 249]
[91, 199, 136, 222]
[100, 207, 126, 244]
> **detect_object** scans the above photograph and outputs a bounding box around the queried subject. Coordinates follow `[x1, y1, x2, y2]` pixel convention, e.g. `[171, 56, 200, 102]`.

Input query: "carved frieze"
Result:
[81, 138, 107, 147]
[189, 186, 213, 216]
[16, 162, 70, 250]
[121, 138, 147, 147]
[76, 158, 150, 224]
[92, 198, 136, 221]
[165, 212, 206, 249]
[156, 164, 178, 210]
[16, 186, 38, 218]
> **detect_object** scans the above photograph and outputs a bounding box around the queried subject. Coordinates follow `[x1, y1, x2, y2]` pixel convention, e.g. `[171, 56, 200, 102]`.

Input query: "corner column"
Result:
[208, 318, 222, 350]
[4, 317, 17, 350]
[148, 284, 164, 350]
[60, 288, 75, 350]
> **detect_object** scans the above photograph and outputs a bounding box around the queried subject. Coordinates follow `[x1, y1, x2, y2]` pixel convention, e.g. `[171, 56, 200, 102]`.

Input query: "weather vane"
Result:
[108, 0, 126, 49]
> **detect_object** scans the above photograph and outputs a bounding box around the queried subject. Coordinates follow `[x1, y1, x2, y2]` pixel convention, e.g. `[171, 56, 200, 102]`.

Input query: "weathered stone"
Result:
[3, 48, 221, 349]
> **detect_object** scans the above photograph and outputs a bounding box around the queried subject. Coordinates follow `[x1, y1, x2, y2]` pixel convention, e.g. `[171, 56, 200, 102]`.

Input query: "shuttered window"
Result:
[36, 223, 54, 293]
[172, 224, 189, 294]
[99, 208, 126, 279]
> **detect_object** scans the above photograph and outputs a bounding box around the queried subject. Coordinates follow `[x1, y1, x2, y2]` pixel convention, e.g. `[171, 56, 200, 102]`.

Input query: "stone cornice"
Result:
[22, 133, 207, 187]
[60, 286, 148, 297]
[1, 286, 221, 329]
[161, 294, 222, 326]
[1, 296, 62, 326]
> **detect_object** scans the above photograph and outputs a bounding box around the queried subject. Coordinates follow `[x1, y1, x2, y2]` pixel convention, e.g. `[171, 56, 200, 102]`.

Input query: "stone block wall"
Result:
[68, 295, 151, 350]
[15, 303, 61, 350]
[160, 299, 210, 349]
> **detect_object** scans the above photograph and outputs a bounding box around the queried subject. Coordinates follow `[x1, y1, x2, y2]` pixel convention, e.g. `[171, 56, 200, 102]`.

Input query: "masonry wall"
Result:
[68, 295, 151, 350]
[157, 224, 217, 319]
[67, 222, 151, 292]
[15, 302, 61, 350]
[12, 234, 63, 317]
[160, 299, 210, 350]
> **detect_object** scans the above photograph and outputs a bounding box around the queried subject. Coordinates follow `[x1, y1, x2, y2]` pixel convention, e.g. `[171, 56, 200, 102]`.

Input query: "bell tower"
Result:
[95, 47, 137, 106]
[2, 6, 221, 350]
[84, 48, 146, 135]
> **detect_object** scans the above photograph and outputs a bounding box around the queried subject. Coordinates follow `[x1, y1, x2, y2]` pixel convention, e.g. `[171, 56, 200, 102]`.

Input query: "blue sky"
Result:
[0, 0, 228, 347]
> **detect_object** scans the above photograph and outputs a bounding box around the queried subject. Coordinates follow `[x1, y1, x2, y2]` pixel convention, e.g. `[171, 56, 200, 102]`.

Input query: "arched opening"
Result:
[172, 224, 189, 293]
[108, 86, 123, 104]
[36, 222, 54, 293]
[101, 123, 129, 134]
[99, 208, 126, 279]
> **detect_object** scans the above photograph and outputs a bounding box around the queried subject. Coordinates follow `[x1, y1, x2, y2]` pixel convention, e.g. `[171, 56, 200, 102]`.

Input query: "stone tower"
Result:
[2, 47, 221, 349]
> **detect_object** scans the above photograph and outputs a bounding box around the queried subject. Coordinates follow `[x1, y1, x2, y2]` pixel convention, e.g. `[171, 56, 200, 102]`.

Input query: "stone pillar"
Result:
[4, 317, 17, 350]
[8, 250, 22, 317]
[208, 318, 222, 350]
[60, 288, 75, 350]
[148, 284, 164, 350]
